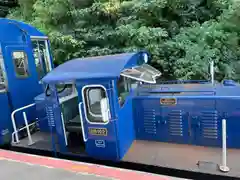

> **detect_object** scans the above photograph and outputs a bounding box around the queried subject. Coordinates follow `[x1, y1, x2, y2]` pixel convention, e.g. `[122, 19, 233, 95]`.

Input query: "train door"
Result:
[0, 47, 11, 145]
[160, 98, 189, 144]
[192, 98, 221, 147]
[77, 81, 119, 160]
[1, 43, 42, 126]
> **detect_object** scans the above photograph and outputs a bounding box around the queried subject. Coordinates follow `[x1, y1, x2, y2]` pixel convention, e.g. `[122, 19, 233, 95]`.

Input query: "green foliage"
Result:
[7, 0, 240, 81]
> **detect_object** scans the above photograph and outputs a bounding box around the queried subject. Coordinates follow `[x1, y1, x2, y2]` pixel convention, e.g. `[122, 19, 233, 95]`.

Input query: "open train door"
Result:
[77, 80, 119, 161]
[117, 64, 162, 158]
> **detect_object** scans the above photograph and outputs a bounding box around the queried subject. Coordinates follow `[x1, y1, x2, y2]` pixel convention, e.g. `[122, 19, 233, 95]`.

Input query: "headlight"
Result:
[143, 53, 148, 63]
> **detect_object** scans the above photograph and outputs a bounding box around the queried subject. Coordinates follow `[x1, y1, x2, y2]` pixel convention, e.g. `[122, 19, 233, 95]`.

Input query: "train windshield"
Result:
[121, 64, 161, 84]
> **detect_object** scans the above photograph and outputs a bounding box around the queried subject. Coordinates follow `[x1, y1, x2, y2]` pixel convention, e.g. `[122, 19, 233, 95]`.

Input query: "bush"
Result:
[7, 0, 240, 81]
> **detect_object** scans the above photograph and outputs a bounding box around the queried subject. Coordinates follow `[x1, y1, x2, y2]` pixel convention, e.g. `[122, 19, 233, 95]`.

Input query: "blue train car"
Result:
[134, 83, 240, 148]
[9, 51, 240, 177]
[8, 51, 240, 150]
[12, 52, 157, 160]
[2, 19, 240, 178]
[0, 18, 53, 145]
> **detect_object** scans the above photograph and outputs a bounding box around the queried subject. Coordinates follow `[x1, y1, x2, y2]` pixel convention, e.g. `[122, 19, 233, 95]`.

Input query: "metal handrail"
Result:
[219, 119, 230, 172]
[11, 120, 38, 144]
[11, 103, 35, 143]
[78, 102, 87, 142]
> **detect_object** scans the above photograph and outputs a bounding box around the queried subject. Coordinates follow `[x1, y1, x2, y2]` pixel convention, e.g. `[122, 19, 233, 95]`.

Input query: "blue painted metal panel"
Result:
[0, 18, 45, 43]
[85, 138, 119, 160]
[134, 97, 227, 146]
[45, 84, 65, 153]
[34, 93, 49, 132]
[194, 110, 220, 147]
[134, 97, 189, 144]
[76, 80, 119, 161]
[117, 94, 135, 159]
[0, 92, 12, 145]
[0, 18, 53, 147]
[181, 98, 220, 147]
[163, 108, 189, 144]
[134, 98, 163, 141]
[216, 98, 240, 148]
[2, 43, 42, 127]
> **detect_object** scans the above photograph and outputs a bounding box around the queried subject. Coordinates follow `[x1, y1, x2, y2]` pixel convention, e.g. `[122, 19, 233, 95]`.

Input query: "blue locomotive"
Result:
[0, 18, 53, 146]
[1, 18, 240, 177]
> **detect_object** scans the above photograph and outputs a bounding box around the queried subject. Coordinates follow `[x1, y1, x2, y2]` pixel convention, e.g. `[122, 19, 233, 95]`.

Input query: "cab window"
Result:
[117, 76, 138, 107]
[32, 40, 51, 80]
[83, 86, 109, 123]
[0, 51, 6, 91]
[12, 51, 29, 77]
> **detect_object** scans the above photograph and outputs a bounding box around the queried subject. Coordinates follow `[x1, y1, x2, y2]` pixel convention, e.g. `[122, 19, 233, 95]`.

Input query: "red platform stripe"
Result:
[0, 150, 169, 180]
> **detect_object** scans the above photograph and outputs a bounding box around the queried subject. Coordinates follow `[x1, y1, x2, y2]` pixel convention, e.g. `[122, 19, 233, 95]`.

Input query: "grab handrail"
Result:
[78, 102, 87, 142]
[11, 103, 35, 143]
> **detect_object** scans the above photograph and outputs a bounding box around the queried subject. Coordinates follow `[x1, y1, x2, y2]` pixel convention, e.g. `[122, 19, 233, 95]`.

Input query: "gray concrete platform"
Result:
[123, 140, 239, 178]
[0, 149, 186, 180]
[0, 159, 112, 180]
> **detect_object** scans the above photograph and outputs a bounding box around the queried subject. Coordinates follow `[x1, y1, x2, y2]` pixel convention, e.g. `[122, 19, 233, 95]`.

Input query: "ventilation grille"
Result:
[143, 109, 157, 134]
[168, 110, 183, 136]
[200, 111, 218, 139]
[46, 105, 55, 127]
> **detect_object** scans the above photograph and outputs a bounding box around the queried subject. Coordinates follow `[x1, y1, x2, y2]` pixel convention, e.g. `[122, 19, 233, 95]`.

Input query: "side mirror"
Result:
[100, 97, 110, 122]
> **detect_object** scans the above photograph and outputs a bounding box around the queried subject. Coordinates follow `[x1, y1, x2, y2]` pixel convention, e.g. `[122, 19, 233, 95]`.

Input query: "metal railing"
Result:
[219, 119, 230, 172]
[11, 103, 36, 145]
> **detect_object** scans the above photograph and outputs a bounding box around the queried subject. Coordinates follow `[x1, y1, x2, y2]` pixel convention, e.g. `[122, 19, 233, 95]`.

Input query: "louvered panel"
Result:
[200, 111, 218, 139]
[168, 110, 183, 136]
[143, 109, 157, 134]
[46, 105, 55, 127]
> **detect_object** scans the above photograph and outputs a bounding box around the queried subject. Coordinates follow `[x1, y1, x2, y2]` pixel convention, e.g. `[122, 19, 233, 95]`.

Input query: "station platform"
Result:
[0, 149, 185, 180]
[123, 141, 240, 178]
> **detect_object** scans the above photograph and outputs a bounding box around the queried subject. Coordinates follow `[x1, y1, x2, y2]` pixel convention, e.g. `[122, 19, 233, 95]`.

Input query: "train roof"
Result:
[0, 18, 46, 42]
[42, 51, 150, 83]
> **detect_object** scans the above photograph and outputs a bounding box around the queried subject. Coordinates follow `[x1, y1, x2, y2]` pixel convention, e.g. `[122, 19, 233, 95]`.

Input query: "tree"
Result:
[0, 0, 18, 17]
[7, 0, 240, 81]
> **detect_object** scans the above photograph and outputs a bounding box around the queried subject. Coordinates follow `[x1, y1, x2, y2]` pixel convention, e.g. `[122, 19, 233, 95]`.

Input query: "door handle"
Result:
[161, 119, 166, 124]
[197, 121, 201, 128]
[158, 119, 166, 125]
[192, 116, 200, 128]
[78, 102, 87, 142]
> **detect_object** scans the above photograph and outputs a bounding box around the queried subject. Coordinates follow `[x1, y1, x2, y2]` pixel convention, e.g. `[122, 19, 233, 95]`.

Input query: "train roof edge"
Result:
[0, 18, 46, 42]
[42, 51, 150, 84]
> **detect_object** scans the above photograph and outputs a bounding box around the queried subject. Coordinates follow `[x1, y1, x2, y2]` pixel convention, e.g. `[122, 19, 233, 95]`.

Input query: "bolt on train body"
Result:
[1, 18, 240, 178]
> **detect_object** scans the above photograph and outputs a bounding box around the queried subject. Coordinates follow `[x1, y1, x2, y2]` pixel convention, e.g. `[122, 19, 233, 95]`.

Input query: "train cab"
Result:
[12, 51, 161, 160]
[4, 20, 240, 179]
[0, 18, 53, 145]
[9, 49, 240, 178]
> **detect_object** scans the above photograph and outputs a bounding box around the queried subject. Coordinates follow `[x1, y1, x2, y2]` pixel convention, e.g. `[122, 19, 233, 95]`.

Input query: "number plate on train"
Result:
[160, 98, 177, 105]
[88, 128, 108, 136]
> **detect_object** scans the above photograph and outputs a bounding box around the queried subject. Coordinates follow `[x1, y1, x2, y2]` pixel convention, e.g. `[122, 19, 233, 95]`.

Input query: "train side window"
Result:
[83, 86, 109, 123]
[32, 40, 51, 80]
[12, 51, 29, 77]
[0, 52, 6, 91]
[117, 76, 137, 107]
